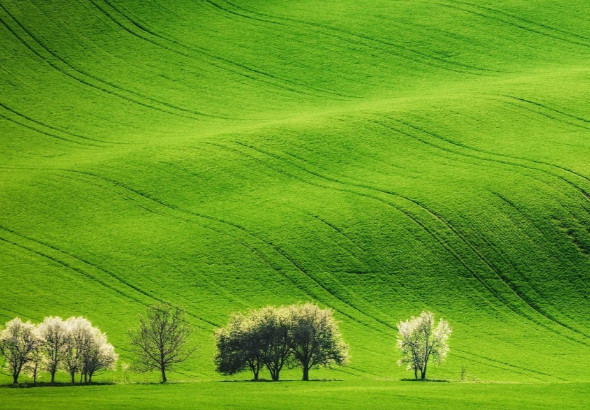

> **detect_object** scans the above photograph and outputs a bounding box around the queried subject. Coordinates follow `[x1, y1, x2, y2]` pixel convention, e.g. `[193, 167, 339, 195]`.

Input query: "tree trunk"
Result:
[421, 358, 429, 380]
[161, 366, 167, 383]
[71, 371, 75, 384]
[421, 369, 426, 380]
[51, 370, 56, 384]
[271, 369, 279, 381]
[302, 365, 309, 381]
[414, 367, 418, 380]
[12, 372, 19, 384]
[249, 362, 260, 381]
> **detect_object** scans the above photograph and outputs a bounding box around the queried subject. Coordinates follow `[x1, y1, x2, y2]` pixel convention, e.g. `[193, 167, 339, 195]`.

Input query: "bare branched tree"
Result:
[129, 304, 195, 383]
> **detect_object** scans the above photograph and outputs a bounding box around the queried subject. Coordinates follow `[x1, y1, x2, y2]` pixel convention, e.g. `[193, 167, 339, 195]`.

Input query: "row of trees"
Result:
[0, 306, 451, 384]
[0, 316, 117, 384]
[214, 304, 349, 381]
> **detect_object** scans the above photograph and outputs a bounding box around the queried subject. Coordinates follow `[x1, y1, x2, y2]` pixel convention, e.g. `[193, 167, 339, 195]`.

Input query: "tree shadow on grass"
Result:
[0, 382, 116, 389]
[220, 379, 344, 383]
[400, 378, 451, 383]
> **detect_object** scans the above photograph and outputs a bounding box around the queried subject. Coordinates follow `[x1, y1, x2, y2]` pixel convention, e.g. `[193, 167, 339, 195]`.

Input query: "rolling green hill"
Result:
[1, 0, 590, 390]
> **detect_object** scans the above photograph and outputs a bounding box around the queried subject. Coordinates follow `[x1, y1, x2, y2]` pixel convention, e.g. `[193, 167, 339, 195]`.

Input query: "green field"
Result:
[3, 381, 590, 410]
[1, 0, 590, 407]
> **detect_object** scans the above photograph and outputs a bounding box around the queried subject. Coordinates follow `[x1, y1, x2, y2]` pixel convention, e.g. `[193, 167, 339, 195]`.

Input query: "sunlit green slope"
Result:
[1, 0, 589, 382]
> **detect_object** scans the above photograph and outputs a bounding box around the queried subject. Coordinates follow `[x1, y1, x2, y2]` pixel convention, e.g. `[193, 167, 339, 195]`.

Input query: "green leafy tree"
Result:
[254, 307, 291, 381]
[215, 313, 263, 380]
[287, 303, 349, 381]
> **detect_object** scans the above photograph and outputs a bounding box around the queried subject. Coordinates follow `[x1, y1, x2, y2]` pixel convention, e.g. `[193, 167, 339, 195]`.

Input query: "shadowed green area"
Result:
[1, 0, 589, 398]
[2, 381, 590, 410]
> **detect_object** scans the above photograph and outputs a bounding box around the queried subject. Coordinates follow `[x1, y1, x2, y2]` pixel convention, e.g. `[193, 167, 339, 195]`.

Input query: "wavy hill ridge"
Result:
[1, 0, 589, 382]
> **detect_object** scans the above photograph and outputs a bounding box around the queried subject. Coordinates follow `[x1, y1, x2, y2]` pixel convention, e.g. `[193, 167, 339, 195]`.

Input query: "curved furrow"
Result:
[490, 192, 590, 319]
[205, 141, 422, 320]
[44, 0, 222, 100]
[92, 0, 354, 101]
[203, 0, 497, 76]
[470, 198, 555, 288]
[230, 141, 590, 343]
[0, 304, 33, 322]
[207, 141, 430, 307]
[225, 142, 529, 316]
[52, 170, 302, 313]
[435, 1, 590, 49]
[303, 211, 367, 257]
[379, 117, 590, 207]
[3, 170, 252, 326]
[143, 0, 361, 100]
[498, 99, 590, 132]
[163, 258, 254, 311]
[453, 353, 545, 380]
[293, 212, 365, 266]
[454, 348, 562, 380]
[366, 118, 494, 169]
[0, 3, 220, 121]
[0, 233, 144, 306]
[451, 350, 554, 381]
[500, 95, 590, 130]
[0, 225, 217, 329]
[382, 116, 590, 201]
[57, 168, 396, 335]
[0, 102, 113, 146]
[491, 190, 586, 261]
[369, 116, 590, 253]
[372, 12, 491, 53]
[365, 119, 590, 334]
[31, 170, 275, 323]
[454, 0, 590, 43]
[404, 195, 590, 340]
[0, 112, 97, 147]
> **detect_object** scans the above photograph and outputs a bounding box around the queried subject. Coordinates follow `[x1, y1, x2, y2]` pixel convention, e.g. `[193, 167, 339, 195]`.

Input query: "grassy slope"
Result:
[0, 0, 589, 388]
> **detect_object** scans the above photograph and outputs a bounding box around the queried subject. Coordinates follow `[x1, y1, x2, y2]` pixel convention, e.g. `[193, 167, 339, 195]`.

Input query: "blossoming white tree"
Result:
[81, 326, 118, 383]
[0, 316, 116, 385]
[0, 318, 39, 384]
[63, 317, 90, 383]
[23, 344, 43, 385]
[397, 311, 451, 380]
[63, 317, 118, 383]
[36, 316, 69, 383]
